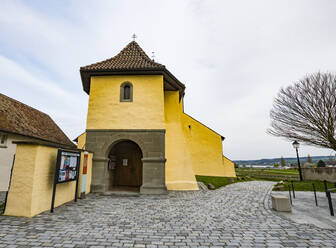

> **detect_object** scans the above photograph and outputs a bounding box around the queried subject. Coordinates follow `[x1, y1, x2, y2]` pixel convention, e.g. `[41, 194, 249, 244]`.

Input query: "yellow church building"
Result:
[77, 41, 235, 194]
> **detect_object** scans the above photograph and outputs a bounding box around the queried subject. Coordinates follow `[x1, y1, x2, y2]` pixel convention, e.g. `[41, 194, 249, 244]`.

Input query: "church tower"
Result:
[79, 40, 235, 194]
[80, 41, 185, 194]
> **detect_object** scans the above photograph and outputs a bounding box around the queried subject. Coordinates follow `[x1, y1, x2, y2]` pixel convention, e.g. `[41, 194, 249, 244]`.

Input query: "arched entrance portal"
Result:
[108, 140, 143, 192]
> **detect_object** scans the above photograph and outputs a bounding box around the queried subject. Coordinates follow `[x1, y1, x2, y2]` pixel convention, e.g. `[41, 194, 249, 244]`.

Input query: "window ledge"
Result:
[0, 145, 7, 148]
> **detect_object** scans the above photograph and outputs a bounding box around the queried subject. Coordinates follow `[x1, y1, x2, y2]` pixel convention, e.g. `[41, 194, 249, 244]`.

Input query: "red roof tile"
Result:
[80, 41, 165, 71]
[79, 41, 185, 96]
[0, 93, 75, 148]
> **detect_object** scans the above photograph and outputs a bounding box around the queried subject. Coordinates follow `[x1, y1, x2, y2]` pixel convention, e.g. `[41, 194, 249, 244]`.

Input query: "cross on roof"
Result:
[151, 52, 155, 61]
[132, 34, 137, 41]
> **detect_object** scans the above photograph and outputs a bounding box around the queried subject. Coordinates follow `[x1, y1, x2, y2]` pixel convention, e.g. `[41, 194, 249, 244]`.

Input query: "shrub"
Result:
[317, 160, 326, 167]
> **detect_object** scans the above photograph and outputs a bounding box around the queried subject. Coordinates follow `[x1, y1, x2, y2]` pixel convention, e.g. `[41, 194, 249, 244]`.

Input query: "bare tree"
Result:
[268, 72, 336, 151]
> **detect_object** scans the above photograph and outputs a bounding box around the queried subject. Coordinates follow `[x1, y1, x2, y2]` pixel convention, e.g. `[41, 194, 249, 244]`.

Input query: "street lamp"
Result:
[292, 140, 303, 181]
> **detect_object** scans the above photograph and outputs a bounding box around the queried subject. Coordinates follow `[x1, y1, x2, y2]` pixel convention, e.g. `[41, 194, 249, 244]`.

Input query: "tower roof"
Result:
[81, 41, 165, 71]
[80, 41, 185, 96]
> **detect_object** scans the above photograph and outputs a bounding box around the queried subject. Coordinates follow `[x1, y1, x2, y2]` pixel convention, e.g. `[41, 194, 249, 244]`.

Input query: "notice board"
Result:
[51, 149, 81, 212]
[57, 151, 80, 183]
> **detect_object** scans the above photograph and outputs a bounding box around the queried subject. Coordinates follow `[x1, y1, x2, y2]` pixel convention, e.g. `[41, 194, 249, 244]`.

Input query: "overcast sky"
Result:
[1, 0, 335, 160]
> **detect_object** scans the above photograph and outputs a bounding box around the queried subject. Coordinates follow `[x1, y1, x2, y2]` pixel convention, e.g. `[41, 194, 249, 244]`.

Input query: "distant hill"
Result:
[234, 155, 335, 165]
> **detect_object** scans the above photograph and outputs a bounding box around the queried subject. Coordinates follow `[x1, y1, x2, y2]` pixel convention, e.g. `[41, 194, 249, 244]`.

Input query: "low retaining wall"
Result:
[4, 143, 93, 217]
[302, 167, 336, 182]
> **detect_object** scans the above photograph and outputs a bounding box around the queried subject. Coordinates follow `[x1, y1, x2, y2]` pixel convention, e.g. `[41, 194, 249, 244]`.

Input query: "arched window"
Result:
[120, 82, 133, 102]
[124, 85, 130, 100]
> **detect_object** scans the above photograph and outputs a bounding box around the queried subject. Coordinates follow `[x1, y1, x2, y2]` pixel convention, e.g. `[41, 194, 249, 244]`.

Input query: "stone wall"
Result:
[85, 129, 167, 194]
[302, 167, 336, 182]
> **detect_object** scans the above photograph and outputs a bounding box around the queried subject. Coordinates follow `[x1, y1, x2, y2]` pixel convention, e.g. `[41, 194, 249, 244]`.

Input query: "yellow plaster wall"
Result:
[86, 75, 165, 130]
[4, 144, 93, 217]
[222, 155, 236, 177]
[30, 145, 76, 216]
[77, 132, 86, 150]
[4, 144, 37, 217]
[182, 114, 231, 177]
[75, 135, 94, 191]
[83, 74, 234, 190]
[164, 91, 198, 190]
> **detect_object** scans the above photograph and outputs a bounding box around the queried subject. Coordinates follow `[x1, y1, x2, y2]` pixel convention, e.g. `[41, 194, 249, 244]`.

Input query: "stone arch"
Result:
[107, 139, 143, 191]
[103, 136, 146, 159]
[86, 129, 167, 194]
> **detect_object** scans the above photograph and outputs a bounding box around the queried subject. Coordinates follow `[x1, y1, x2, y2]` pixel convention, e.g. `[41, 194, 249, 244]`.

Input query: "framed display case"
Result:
[51, 149, 81, 212]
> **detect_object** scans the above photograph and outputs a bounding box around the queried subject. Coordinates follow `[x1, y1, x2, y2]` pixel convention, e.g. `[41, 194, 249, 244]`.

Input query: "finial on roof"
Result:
[132, 33, 137, 41]
[151, 51, 155, 61]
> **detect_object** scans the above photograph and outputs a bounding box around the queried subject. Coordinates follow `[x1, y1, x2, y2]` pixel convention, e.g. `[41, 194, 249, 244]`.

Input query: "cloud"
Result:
[0, 56, 75, 100]
[0, 54, 88, 138]
[1, 0, 336, 159]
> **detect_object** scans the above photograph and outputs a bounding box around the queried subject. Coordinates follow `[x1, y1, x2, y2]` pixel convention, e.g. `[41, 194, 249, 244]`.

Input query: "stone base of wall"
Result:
[140, 157, 167, 194]
[86, 129, 167, 194]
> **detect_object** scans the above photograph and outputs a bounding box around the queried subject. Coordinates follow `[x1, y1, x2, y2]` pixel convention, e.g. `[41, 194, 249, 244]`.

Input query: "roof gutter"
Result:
[0, 128, 76, 148]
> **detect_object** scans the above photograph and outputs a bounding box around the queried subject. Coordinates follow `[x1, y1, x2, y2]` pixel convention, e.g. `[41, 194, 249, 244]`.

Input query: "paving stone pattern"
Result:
[0, 181, 336, 247]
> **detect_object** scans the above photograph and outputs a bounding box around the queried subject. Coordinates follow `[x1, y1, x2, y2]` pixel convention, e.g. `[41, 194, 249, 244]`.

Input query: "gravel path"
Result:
[0, 181, 335, 247]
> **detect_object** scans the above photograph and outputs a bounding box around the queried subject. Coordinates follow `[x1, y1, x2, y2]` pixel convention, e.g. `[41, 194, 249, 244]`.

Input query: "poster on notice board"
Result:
[56, 150, 80, 183]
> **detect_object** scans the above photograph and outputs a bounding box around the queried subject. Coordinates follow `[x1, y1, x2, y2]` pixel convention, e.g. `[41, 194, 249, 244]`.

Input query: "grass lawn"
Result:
[197, 168, 336, 192]
[236, 168, 299, 175]
[195, 175, 252, 189]
[273, 180, 336, 192]
[260, 169, 298, 175]
[236, 168, 299, 181]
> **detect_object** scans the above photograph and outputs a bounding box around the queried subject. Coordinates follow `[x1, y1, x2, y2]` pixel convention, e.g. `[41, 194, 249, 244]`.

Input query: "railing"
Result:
[324, 180, 336, 216]
[288, 180, 335, 216]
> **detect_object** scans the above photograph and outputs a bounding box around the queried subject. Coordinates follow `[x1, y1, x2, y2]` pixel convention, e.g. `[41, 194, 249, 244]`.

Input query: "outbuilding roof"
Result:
[80, 41, 185, 97]
[0, 93, 75, 148]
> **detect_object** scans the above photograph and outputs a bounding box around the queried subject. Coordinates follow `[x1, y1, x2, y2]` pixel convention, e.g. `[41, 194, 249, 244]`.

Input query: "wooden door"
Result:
[112, 141, 142, 187]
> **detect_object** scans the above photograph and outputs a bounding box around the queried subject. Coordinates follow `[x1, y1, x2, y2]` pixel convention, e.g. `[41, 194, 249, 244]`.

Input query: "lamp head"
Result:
[292, 140, 300, 149]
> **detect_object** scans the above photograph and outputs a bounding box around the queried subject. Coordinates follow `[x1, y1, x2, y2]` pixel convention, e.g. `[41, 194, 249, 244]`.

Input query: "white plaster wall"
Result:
[0, 133, 40, 191]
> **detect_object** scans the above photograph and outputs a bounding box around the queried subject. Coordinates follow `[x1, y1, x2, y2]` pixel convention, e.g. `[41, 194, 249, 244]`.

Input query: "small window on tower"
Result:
[120, 82, 133, 102]
[124, 85, 130, 100]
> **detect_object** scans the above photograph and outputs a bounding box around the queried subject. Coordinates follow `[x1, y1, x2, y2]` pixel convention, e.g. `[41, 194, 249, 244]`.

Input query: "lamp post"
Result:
[292, 141, 303, 181]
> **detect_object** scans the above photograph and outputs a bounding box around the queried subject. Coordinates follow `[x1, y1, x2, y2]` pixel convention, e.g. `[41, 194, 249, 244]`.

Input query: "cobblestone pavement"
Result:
[1, 181, 336, 247]
[273, 191, 336, 229]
